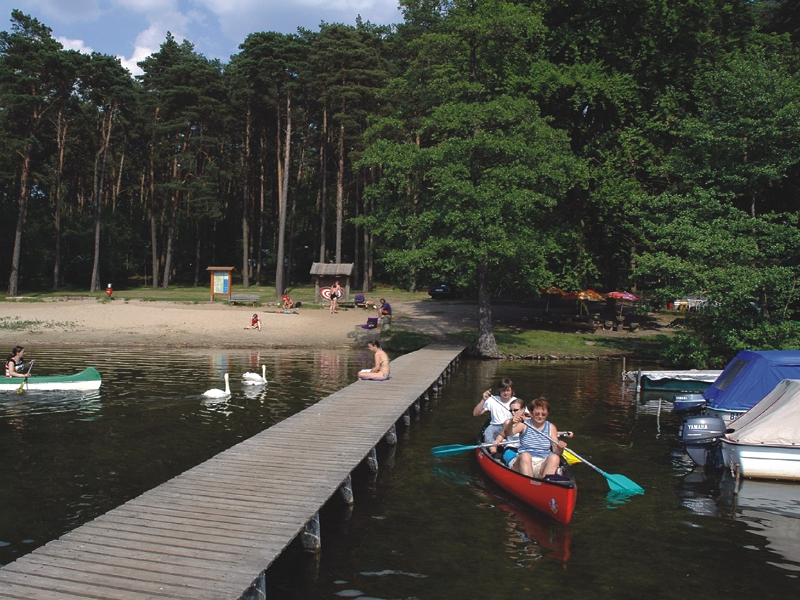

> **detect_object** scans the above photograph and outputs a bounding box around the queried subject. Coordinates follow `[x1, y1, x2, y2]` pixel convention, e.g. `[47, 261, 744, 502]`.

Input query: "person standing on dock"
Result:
[473, 378, 517, 445]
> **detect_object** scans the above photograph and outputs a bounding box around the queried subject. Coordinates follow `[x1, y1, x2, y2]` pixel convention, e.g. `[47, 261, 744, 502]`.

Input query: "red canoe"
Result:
[475, 446, 578, 525]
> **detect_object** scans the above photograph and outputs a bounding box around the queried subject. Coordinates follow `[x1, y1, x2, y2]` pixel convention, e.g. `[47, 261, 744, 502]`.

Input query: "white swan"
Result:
[241, 364, 267, 385]
[203, 373, 231, 398]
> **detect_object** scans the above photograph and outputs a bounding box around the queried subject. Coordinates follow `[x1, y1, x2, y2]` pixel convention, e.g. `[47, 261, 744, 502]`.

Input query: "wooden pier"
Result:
[0, 344, 464, 599]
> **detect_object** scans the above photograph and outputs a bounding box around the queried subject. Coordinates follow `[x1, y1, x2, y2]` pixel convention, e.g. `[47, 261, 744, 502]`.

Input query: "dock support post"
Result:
[403, 409, 411, 426]
[385, 424, 397, 445]
[414, 399, 421, 415]
[338, 474, 354, 505]
[242, 572, 266, 600]
[367, 446, 379, 472]
[302, 512, 322, 553]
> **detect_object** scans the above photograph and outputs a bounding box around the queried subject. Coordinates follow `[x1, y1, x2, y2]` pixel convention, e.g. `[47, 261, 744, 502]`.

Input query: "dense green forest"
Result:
[2, 1, 800, 362]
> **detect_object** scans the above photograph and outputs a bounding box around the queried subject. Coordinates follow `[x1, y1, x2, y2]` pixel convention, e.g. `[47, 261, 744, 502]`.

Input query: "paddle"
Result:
[432, 436, 580, 464]
[527, 423, 644, 495]
[17, 360, 34, 394]
[431, 441, 513, 457]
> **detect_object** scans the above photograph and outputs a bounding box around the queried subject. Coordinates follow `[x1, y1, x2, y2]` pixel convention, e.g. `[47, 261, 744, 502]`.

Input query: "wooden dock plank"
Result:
[0, 345, 463, 599]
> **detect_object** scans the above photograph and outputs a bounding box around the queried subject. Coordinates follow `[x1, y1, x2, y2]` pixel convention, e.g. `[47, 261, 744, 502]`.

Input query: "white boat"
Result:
[624, 369, 721, 392]
[721, 379, 800, 481]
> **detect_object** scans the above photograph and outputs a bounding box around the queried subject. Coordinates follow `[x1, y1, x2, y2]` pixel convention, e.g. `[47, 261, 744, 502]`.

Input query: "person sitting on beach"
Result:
[5, 346, 31, 379]
[473, 378, 517, 446]
[502, 396, 567, 478]
[282, 291, 294, 310]
[358, 340, 390, 380]
[244, 314, 261, 331]
[377, 298, 392, 316]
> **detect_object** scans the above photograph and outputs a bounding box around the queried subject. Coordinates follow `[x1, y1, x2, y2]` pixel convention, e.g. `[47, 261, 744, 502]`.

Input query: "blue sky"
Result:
[2, 1, 404, 75]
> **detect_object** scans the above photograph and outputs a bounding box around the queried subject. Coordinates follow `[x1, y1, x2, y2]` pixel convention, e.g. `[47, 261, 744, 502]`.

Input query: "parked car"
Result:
[428, 280, 455, 299]
[673, 295, 709, 311]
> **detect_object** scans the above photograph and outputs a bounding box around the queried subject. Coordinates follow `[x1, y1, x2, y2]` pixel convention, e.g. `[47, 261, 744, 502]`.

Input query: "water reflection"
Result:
[3, 352, 799, 600]
[677, 467, 800, 572]
[0, 345, 361, 566]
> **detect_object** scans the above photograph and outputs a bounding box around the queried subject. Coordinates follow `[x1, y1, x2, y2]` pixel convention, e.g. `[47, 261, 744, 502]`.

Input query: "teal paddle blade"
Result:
[431, 444, 478, 457]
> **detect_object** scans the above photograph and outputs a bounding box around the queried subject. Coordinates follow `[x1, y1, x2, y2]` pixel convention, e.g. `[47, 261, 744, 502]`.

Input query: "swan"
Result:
[242, 364, 267, 385]
[203, 373, 231, 398]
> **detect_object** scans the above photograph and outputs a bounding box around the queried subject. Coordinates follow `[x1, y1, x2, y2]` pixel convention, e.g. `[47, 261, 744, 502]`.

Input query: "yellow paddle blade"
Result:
[564, 449, 580, 465]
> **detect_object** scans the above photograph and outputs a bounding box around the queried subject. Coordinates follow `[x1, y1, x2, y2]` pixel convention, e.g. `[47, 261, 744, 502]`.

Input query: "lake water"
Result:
[1, 348, 798, 599]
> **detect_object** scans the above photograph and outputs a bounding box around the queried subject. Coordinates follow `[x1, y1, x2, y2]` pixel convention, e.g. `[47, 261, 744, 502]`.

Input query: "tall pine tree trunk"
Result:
[318, 103, 328, 262]
[335, 117, 345, 263]
[90, 109, 114, 292]
[53, 109, 67, 291]
[275, 91, 291, 298]
[7, 142, 32, 297]
[241, 103, 252, 288]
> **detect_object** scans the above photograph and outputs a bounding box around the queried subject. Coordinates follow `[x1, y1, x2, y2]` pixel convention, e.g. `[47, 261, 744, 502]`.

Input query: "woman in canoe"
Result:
[5, 346, 31, 379]
[502, 396, 567, 478]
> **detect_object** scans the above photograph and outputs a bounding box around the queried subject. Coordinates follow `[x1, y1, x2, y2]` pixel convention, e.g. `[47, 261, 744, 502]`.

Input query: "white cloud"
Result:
[9, 0, 404, 75]
[57, 37, 94, 54]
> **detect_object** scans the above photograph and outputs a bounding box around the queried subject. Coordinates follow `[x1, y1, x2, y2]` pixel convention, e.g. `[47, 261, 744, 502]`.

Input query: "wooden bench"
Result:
[228, 293, 260, 306]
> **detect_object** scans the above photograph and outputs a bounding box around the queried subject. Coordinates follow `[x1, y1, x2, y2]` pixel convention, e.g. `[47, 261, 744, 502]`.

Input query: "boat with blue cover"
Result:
[703, 350, 800, 424]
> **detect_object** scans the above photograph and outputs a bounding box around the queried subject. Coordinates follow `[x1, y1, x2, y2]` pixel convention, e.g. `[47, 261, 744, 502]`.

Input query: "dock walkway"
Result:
[0, 344, 463, 599]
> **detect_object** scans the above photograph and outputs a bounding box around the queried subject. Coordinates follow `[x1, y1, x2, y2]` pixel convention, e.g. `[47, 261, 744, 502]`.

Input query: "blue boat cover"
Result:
[704, 350, 800, 412]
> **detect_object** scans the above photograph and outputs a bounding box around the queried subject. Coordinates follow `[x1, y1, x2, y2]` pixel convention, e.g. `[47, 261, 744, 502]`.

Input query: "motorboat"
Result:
[702, 350, 800, 424]
[625, 369, 721, 393]
[720, 379, 800, 481]
[678, 378, 800, 481]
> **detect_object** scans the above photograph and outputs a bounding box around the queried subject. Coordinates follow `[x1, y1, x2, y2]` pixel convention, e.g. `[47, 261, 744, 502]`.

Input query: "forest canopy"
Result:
[2, 1, 800, 363]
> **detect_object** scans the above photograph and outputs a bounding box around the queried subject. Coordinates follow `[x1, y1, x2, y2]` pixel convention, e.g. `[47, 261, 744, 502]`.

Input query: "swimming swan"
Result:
[242, 365, 267, 385]
[203, 373, 231, 398]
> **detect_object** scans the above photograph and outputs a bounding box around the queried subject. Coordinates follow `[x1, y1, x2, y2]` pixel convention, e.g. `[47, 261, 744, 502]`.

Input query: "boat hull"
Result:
[721, 440, 800, 481]
[704, 405, 746, 425]
[626, 370, 721, 393]
[0, 367, 102, 392]
[475, 447, 577, 525]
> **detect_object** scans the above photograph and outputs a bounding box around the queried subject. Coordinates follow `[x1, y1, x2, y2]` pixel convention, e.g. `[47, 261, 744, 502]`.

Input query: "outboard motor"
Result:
[678, 415, 727, 467]
[673, 393, 707, 420]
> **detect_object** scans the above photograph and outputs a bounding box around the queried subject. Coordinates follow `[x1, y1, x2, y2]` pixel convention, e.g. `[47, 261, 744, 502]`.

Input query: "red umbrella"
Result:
[605, 291, 639, 301]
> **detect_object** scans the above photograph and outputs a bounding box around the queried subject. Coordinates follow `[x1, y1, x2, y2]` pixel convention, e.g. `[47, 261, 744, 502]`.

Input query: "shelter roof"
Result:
[310, 263, 355, 276]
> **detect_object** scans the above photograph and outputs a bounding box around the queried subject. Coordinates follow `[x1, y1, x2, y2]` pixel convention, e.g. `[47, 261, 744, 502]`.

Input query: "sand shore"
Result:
[0, 297, 483, 350]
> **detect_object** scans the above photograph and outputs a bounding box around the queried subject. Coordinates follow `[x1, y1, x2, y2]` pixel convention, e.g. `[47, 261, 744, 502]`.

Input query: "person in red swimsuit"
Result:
[244, 314, 261, 331]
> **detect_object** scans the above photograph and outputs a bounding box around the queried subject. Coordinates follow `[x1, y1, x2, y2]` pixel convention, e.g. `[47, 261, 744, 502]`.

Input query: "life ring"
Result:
[320, 287, 332, 300]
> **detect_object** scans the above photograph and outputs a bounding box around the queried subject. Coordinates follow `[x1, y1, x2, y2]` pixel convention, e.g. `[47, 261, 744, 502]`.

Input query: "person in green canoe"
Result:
[5, 346, 32, 379]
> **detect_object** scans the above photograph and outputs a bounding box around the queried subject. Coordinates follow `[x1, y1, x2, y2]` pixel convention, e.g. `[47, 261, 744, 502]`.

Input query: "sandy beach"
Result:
[0, 297, 486, 350]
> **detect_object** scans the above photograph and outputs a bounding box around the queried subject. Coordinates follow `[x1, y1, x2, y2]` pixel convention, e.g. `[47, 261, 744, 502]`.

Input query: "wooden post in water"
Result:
[403, 409, 411, 426]
[338, 474, 354, 505]
[385, 424, 398, 445]
[242, 572, 266, 600]
[302, 512, 322, 552]
[367, 446, 379, 472]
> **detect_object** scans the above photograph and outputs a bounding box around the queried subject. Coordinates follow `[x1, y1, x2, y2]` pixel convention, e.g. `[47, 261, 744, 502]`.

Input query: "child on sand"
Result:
[244, 314, 261, 331]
